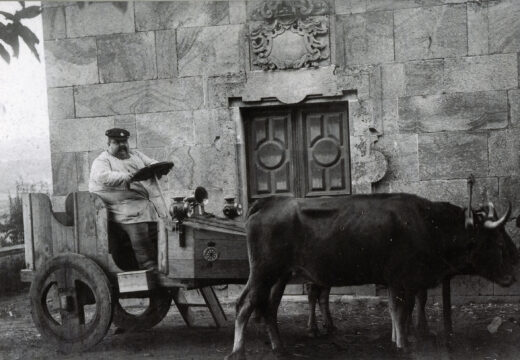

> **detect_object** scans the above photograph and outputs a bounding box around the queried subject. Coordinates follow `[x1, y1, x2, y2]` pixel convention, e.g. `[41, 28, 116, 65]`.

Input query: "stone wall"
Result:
[42, 0, 520, 300]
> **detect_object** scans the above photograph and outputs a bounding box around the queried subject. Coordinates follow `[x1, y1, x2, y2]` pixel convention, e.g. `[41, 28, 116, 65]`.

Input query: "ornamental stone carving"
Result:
[249, 0, 331, 70]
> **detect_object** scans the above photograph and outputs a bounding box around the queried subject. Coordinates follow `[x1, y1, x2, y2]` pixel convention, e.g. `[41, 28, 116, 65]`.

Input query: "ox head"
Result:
[465, 201, 519, 287]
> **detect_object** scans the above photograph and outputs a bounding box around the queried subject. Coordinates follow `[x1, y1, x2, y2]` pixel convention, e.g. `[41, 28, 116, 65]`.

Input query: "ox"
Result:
[306, 202, 518, 338]
[226, 193, 518, 359]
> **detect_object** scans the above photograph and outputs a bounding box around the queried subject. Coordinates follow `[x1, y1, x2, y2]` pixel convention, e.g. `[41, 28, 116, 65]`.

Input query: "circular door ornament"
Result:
[202, 246, 219, 262]
[312, 138, 340, 167]
[257, 141, 285, 169]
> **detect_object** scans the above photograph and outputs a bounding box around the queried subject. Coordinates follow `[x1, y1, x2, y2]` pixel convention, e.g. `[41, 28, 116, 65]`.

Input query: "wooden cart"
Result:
[20, 191, 248, 353]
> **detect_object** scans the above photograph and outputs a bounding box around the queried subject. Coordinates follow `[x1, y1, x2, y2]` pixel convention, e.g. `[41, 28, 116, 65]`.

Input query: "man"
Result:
[89, 128, 159, 272]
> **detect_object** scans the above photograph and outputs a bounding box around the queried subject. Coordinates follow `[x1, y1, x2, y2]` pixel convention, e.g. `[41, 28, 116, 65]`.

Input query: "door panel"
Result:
[246, 112, 295, 199]
[301, 108, 351, 197]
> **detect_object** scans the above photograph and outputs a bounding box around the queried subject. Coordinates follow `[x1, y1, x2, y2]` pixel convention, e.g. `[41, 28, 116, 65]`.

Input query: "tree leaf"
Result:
[0, 11, 16, 21]
[14, 5, 41, 20]
[2, 24, 20, 58]
[0, 43, 10, 63]
[14, 23, 40, 61]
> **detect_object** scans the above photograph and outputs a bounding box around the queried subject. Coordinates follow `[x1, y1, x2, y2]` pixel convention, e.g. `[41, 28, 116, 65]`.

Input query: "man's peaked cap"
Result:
[105, 128, 130, 139]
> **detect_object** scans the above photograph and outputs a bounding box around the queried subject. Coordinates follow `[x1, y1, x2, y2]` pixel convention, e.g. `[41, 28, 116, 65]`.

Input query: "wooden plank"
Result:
[117, 270, 154, 293]
[30, 194, 54, 271]
[22, 193, 34, 270]
[168, 259, 195, 279]
[76, 192, 99, 258]
[169, 259, 249, 280]
[20, 269, 34, 283]
[200, 286, 227, 327]
[172, 288, 196, 327]
[194, 259, 249, 279]
[181, 220, 245, 236]
[51, 218, 74, 254]
[157, 217, 168, 274]
[193, 230, 247, 261]
[93, 194, 110, 270]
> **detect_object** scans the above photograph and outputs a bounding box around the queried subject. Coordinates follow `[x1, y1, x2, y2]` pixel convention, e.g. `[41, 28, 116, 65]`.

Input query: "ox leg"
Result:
[442, 277, 453, 336]
[388, 287, 411, 350]
[306, 283, 320, 337]
[416, 289, 429, 336]
[318, 286, 336, 335]
[226, 281, 271, 360]
[265, 276, 290, 356]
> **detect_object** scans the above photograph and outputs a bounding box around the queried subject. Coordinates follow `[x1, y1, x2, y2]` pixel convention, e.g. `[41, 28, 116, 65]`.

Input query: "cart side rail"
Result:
[22, 192, 113, 279]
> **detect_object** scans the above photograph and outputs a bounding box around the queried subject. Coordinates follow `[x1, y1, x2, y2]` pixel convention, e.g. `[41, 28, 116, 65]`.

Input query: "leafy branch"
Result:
[0, 1, 41, 64]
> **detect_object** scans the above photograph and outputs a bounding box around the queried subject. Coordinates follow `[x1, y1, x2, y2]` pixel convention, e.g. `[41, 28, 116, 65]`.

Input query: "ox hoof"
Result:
[273, 347, 290, 359]
[324, 325, 337, 336]
[224, 350, 247, 360]
[307, 327, 320, 338]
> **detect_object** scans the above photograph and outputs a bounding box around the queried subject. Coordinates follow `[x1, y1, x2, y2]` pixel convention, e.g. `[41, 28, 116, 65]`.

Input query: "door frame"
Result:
[230, 95, 355, 213]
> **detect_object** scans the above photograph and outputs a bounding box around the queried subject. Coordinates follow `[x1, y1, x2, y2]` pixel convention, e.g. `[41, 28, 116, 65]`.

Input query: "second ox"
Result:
[226, 193, 518, 359]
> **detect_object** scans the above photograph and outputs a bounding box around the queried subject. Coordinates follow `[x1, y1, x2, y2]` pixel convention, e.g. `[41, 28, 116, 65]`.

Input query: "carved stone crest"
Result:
[249, 0, 330, 70]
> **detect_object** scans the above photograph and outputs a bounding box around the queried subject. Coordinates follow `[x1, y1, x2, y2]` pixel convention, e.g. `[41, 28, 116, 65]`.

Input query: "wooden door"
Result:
[245, 103, 350, 201]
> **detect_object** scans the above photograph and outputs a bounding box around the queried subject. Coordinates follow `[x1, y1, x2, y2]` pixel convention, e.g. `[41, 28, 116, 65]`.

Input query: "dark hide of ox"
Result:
[226, 193, 518, 359]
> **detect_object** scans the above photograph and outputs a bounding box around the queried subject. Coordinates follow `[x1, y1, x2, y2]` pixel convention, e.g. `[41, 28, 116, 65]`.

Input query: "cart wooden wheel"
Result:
[113, 288, 173, 331]
[29, 253, 113, 353]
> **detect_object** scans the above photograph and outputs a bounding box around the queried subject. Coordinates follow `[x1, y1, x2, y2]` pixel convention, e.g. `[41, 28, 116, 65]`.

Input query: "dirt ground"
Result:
[1, 289, 520, 360]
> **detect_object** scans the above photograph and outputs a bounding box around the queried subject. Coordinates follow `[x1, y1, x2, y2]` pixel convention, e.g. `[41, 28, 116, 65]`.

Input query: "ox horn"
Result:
[484, 201, 511, 229]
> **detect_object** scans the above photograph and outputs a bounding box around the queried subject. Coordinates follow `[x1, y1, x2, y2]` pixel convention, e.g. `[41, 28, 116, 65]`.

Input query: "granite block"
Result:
[74, 78, 204, 117]
[229, 0, 247, 23]
[444, 54, 518, 93]
[488, 129, 520, 177]
[114, 115, 137, 149]
[50, 116, 115, 153]
[488, 0, 520, 53]
[206, 74, 246, 108]
[193, 109, 236, 147]
[66, 2, 135, 37]
[192, 144, 238, 190]
[335, 0, 367, 14]
[135, 1, 229, 31]
[373, 134, 419, 182]
[44, 38, 98, 87]
[178, 25, 243, 77]
[509, 90, 520, 128]
[468, 1, 489, 55]
[398, 91, 508, 133]
[500, 176, 520, 219]
[136, 111, 195, 149]
[47, 87, 74, 120]
[404, 59, 444, 96]
[97, 32, 157, 83]
[342, 11, 394, 65]
[382, 63, 405, 99]
[367, 0, 466, 11]
[42, 6, 66, 40]
[382, 98, 398, 134]
[51, 152, 78, 195]
[418, 133, 488, 180]
[388, 177, 499, 208]
[156, 30, 178, 79]
[394, 5, 467, 61]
